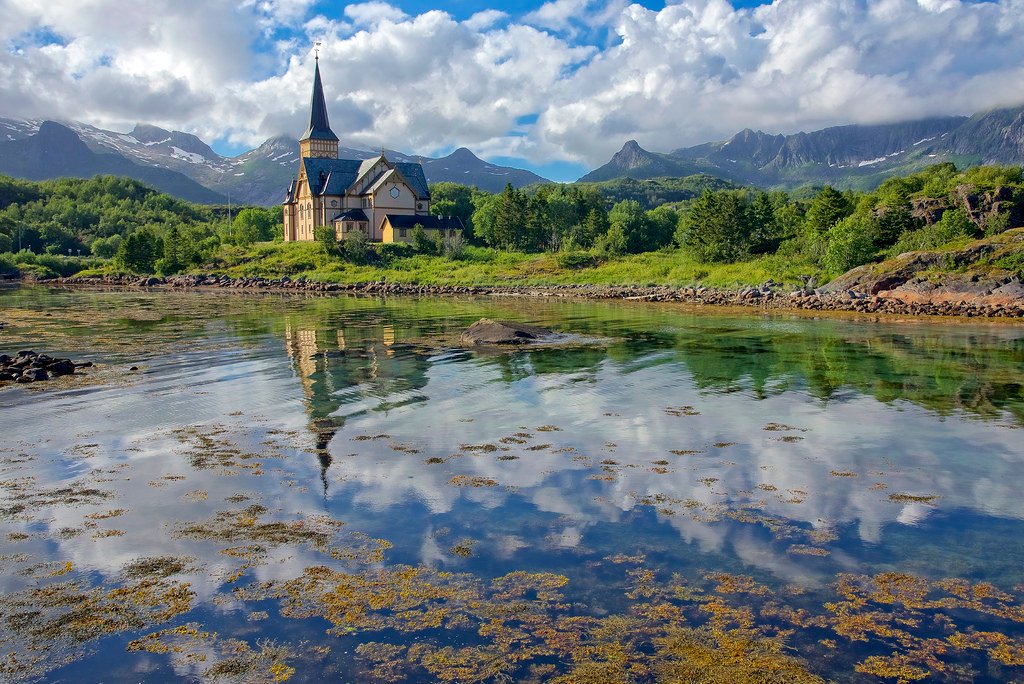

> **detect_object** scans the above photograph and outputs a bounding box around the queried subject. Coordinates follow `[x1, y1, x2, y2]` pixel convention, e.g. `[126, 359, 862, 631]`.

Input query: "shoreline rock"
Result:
[0, 350, 91, 385]
[18, 272, 1024, 319]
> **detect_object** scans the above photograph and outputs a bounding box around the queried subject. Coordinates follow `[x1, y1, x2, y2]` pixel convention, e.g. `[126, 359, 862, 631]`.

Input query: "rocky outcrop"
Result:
[821, 228, 1024, 311]
[0, 350, 91, 385]
[461, 319, 554, 346]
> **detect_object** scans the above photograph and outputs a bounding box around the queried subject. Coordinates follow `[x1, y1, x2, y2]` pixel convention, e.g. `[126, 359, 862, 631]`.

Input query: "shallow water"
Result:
[2, 285, 1024, 682]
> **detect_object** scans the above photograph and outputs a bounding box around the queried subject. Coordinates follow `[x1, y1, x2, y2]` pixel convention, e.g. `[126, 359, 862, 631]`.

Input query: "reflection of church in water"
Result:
[283, 316, 432, 494]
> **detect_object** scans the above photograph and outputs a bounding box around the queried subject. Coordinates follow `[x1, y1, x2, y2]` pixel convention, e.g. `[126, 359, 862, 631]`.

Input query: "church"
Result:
[282, 58, 463, 244]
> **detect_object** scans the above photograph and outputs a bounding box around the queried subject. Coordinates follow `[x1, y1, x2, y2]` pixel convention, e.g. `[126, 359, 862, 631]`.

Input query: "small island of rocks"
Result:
[0, 350, 91, 384]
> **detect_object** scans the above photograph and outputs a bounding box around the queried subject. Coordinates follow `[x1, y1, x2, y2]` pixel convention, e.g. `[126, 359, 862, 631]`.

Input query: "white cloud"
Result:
[464, 9, 508, 31]
[343, 1, 409, 28]
[0, 0, 1022, 174]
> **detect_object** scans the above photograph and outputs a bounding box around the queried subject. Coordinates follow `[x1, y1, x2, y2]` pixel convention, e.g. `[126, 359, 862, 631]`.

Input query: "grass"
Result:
[192, 242, 825, 290]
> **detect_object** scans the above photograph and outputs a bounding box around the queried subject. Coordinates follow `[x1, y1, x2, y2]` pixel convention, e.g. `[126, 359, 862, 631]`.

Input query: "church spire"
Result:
[300, 55, 339, 144]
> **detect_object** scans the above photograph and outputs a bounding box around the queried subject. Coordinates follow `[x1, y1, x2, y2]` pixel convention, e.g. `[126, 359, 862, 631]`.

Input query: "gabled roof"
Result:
[299, 58, 339, 143]
[301, 157, 362, 195]
[357, 155, 385, 179]
[368, 168, 400, 194]
[384, 214, 464, 231]
[333, 209, 369, 222]
[394, 162, 430, 200]
[283, 178, 296, 204]
[297, 156, 431, 200]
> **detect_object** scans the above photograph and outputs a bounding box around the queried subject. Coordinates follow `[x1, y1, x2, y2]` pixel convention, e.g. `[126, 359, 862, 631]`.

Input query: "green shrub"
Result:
[890, 208, 977, 255]
[993, 251, 1024, 277]
[0, 253, 18, 276]
[556, 251, 597, 269]
[16, 262, 58, 279]
[441, 232, 466, 260]
[378, 242, 415, 263]
[412, 225, 434, 254]
[314, 226, 338, 255]
[822, 214, 877, 274]
[339, 230, 372, 264]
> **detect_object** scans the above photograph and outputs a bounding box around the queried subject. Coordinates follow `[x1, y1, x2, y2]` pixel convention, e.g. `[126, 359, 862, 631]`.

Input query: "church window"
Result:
[390, 186, 400, 199]
[399, 228, 407, 238]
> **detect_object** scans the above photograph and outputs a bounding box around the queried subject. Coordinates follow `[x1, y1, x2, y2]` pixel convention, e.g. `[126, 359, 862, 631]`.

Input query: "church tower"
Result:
[298, 56, 339, 159]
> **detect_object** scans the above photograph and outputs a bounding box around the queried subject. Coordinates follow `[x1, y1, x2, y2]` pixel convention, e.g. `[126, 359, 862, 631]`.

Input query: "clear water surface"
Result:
[1, 285, 1023, 683]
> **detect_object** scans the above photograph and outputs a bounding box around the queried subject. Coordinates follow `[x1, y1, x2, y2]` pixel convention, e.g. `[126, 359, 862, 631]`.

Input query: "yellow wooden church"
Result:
[282, 58, 463, 243]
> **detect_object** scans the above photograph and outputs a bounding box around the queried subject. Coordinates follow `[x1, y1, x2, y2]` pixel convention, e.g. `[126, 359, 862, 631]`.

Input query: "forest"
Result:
[0, 162, 1022, 284]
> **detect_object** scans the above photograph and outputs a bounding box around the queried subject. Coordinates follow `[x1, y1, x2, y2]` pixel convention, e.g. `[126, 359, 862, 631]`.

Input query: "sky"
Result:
[1, 0, 1021, 181]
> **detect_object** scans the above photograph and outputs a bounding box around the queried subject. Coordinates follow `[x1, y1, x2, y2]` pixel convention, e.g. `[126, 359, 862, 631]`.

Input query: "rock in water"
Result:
[461, 319, 553, 346]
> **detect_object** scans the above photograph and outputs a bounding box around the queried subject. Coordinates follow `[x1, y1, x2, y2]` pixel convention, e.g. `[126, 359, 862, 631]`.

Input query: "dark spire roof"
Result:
[300, 57, 339, 143]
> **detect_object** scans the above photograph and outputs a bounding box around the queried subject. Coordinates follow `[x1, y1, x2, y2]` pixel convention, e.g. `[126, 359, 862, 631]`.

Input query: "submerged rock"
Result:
[461, 319, 554, 346]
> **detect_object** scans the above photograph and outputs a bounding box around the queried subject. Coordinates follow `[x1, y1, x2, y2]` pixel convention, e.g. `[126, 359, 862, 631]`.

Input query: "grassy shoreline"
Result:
[161, 242, 827, 290]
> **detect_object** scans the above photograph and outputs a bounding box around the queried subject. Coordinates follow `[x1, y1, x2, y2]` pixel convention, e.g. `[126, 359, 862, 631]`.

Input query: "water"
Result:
[1, 285, 1023, 682]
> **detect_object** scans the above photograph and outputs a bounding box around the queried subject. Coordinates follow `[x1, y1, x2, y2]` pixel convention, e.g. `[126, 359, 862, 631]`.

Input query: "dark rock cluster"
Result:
[0, 350, 90, 384]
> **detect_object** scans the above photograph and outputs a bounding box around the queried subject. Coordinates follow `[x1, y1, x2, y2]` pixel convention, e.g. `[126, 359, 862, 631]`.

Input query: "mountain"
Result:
[944, 107, 1024, 161]
[416, 147, 548, 192]
[0, 116, 550, 205]
[583, 106, 1024, 190]
[578, 140, 699, 183]
[0, 121, 226, 204]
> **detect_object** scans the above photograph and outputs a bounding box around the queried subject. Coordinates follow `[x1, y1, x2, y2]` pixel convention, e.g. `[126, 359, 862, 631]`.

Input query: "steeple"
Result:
[299, 55, 339, 159]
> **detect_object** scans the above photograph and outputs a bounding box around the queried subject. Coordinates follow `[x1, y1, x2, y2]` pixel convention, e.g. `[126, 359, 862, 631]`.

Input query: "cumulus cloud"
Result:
[343, 1, 409, 28]
[1, 0, 1023, 173]
[463, 9, 508, 31]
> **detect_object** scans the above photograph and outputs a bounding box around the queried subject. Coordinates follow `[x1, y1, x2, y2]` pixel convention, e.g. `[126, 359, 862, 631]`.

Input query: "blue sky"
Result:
[2, 0, 1020, 181]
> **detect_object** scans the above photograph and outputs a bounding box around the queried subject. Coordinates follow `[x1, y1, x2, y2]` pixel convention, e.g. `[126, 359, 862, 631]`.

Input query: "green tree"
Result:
[823, 213, 876, 274]
[805, 186, 853, 237]
[645, 205, 679, 252]
[232, 207, 278, 245]
[563, 207, 608, 251]
[747, 192, 784, 254]
[430, 182, 476, 236]
[339, 229, 371, 263]
[491, 183, 528, 250]
[872, 205, 918, 248]
[681, 190, 749, 263]
[470, 193, 499, 247]
[604, 199, 652, 254]
[412, 224, 434, 254]
[314, 225, 338, 255]
[155, 224, 186, 275]
[113, 228, 162, 273]
[90, 235, 122, 258]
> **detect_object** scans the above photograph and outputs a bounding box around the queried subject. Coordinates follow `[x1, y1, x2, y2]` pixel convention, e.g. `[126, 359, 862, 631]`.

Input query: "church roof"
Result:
[299, 58, 339, 143]
[303, 157, 362, 195]
[301, 156, 431, 200]
[334, 208, 369, 222]
[393, 162, 431, 200]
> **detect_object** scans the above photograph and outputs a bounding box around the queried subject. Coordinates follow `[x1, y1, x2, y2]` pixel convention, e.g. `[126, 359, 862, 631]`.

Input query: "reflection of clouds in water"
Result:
[0, 413, 357, 603]
[326, 353, 1024, 578]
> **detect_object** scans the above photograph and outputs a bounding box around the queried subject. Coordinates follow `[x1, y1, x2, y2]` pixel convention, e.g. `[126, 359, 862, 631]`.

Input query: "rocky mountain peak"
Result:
[128, 124, 173, 144]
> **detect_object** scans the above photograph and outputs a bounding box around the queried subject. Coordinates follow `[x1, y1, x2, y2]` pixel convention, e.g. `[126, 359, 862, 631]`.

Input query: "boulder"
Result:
[461, 319, 554, 346]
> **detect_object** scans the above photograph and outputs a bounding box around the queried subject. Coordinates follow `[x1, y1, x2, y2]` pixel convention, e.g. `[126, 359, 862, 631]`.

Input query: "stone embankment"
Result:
[44, 272, 1024, 318]
[0, 350, 91, 384]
